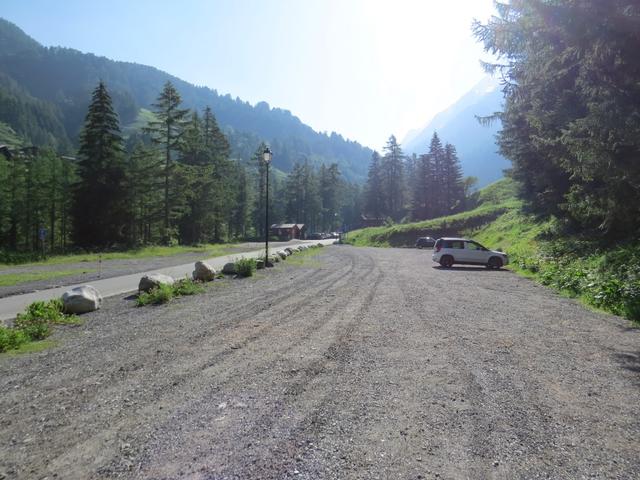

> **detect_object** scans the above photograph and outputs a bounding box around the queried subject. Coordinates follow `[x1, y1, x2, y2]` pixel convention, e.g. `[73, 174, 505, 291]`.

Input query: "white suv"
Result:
[432, 237, 509, 269]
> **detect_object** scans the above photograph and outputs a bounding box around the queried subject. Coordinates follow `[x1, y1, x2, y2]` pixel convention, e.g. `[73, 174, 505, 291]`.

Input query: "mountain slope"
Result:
[403, 77, 509, 186]
[0, 18, 371, 181]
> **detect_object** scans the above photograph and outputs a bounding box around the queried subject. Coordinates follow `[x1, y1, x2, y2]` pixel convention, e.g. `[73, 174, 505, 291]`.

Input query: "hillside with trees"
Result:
[0, 18, 372, 182]
[0, 81, 359, 257]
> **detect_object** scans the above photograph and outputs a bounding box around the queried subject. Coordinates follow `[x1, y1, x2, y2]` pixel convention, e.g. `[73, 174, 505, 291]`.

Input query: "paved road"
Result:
[1, 246, 639, 479]
[0, 239, 332, 322]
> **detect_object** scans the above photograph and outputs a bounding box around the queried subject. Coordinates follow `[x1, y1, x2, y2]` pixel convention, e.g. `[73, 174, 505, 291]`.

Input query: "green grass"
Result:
[285, 246, 323, 267]
[346, 180, 520, 248]
[1, 339, 57, 356]
[136, 277, 206, 307]
[0, 268, 97, 287]
[0, 243, 235, 269]
[0, 299, 78, 354]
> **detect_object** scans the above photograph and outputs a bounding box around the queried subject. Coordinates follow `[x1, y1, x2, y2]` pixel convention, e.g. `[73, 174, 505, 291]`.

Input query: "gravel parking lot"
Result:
[1, 246, 639, 479]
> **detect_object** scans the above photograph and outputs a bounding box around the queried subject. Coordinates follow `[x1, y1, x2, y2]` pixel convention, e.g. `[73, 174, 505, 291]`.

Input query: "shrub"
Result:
[235, 258, 257, 277]
[136, 283, 174, 306]
[173, 277, 205, 296]
[0, 326, 29, 352]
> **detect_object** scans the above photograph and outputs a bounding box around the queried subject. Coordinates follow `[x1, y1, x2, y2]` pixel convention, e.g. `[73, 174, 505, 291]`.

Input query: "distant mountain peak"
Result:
[402, 76, 509, 187]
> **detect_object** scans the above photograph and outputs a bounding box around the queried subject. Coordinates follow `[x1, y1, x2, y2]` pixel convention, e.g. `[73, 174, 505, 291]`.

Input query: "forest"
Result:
[0, 80, 364, 255]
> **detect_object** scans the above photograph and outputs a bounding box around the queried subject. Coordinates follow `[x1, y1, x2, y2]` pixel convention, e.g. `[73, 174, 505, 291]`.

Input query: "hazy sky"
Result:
[2, 0, 496, 150]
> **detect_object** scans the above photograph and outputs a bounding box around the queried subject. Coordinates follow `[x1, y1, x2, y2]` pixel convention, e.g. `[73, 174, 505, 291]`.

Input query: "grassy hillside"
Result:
[347, 178, 640, 323]
[347, 179, 520, 247]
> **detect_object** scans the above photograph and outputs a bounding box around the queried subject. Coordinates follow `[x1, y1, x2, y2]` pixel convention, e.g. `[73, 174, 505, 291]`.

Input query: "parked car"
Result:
[308, 233, 323, 240]
[415, 236, 436, 249]
[432, 237, 509, 269]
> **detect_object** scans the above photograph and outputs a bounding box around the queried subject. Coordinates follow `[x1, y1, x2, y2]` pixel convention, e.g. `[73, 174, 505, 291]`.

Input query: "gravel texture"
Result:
[1, 246, 639, 479]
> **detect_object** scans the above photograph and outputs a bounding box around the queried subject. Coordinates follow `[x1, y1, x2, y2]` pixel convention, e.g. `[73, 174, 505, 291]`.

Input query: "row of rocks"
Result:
[58, 243, 326, 314]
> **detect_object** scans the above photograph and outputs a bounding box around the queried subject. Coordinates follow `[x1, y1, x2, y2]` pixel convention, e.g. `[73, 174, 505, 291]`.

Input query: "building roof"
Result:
[271, 223, 303, 229]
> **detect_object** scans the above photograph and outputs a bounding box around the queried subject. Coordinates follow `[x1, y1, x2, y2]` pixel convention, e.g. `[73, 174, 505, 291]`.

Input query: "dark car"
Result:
[308, 233, 323, 240]
[415, 236, 436, 249]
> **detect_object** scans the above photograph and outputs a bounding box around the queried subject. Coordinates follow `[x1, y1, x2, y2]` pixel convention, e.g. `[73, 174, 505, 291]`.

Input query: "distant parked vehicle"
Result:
[432, 237, 509, 269]
[308, 233, 323, 240]
[415, 236, 436, 249]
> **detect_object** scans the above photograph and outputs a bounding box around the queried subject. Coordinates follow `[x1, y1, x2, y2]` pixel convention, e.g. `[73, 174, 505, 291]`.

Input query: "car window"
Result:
[465, 242, 482, 251]
[444, 240, 464, 249]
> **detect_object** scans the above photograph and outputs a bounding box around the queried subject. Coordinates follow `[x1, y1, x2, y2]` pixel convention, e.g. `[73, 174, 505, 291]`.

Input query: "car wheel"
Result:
[417, 245, 423, 249]
[440, 255, 454, 268]
[488, 257, 503, 269]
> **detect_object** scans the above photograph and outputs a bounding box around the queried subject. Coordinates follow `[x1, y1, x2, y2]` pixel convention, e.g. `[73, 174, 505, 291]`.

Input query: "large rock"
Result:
[222, 262, 237, 274]
[192, 261, 216, 282]
[62, 285, 102, 314]
[277, 251, 287, 260]
[138, 274, 174, 293]
[317, 243, 324, 248]
[284, 247, 295, 255]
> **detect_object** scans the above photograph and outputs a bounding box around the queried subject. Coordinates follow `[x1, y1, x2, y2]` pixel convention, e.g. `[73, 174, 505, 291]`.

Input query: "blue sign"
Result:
[39, 227, 47, 240]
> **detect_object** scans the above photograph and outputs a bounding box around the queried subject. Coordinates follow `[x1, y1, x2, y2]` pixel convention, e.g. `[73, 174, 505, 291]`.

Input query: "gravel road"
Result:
[0, 241, 310, 299]
[1, 246, 639, 479]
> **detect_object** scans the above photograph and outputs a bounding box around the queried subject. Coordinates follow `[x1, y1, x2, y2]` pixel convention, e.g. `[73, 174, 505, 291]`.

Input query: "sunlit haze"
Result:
[2, 0, 496, 150]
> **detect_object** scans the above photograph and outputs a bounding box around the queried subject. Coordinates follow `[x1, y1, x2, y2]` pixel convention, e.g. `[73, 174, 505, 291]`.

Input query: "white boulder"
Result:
[138, 274, 174, 293]
[62, 285, 103, 314]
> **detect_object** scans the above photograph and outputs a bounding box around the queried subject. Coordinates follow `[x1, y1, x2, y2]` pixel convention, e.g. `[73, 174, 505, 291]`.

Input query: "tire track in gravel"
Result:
[0, 248, 357, 479]
[22, 248, 372, 478]
[132, 250, 382, 479]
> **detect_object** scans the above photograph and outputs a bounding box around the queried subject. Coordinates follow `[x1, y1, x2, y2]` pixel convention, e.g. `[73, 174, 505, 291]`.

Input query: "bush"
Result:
[0, 326, 29, 352]
[173, 277, 205, 296]
[235, 258, 257, 277]
[0, 298, 78, 353]
[136, 283, 174, 306]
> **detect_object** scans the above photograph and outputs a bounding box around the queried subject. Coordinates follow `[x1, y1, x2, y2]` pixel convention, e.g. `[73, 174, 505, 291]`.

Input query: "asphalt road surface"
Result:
[1, 246, 639, 479]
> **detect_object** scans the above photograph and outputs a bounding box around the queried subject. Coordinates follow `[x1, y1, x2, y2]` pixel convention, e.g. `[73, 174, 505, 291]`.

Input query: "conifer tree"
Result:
[72, 81, 128, 248]
[364, 151, 384, 219]
[380, 135, 405, 220]
[145, 81, 190, 244]
[442, 143, 464, 213]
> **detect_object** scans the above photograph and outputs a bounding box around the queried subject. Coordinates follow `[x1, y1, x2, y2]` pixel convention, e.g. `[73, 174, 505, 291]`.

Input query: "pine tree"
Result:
[145, 81, 190, 244]
[72, 81, 128, 248]
[442, 143, 464, 214]
[364, 151, 384, 219]
[381, 135, 405, 220]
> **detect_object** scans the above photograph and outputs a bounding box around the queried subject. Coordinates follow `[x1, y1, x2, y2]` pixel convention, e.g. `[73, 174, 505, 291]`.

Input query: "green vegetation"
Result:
[350, 178, 640, 323]
[285, 247, 322, 267]
[348, 179, 519, 247]
[136, 278, 205, 307]
[0, 268, 96, 287]
[235, 258, 257, 277]
[0, 299, 78, 353]
[0, 243, 234, 268]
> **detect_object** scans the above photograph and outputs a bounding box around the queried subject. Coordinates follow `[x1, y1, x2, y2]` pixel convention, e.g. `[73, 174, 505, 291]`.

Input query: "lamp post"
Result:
[263, 147, 273, 267]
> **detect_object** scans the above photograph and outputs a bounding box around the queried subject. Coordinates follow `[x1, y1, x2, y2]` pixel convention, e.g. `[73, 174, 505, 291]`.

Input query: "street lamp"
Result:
[263, 147, 273, 267]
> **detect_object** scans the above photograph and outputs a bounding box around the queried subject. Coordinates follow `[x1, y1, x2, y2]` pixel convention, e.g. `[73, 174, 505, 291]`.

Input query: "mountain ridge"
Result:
[403, 76, 509, 187]
[0, 18, 372, 182]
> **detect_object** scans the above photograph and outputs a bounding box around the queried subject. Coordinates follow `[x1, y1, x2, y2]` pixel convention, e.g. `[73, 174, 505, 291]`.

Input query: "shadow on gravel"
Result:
[431, 266, 508, 272]
[615, 351, 640, 382]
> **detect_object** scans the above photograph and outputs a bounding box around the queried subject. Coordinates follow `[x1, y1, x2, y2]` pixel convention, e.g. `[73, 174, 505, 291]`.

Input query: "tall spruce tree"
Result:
[381, 135, 405, 221]
[364, 151, 384, 219]
[442, 143, 464, 214]
[145, 81, 190, 244]
[72, 81, 128, 248]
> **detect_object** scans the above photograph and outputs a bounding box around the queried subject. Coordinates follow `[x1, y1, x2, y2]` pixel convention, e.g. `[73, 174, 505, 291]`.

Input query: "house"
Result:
[270, 223, 306, 240]
[359, 215, 384, 228]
